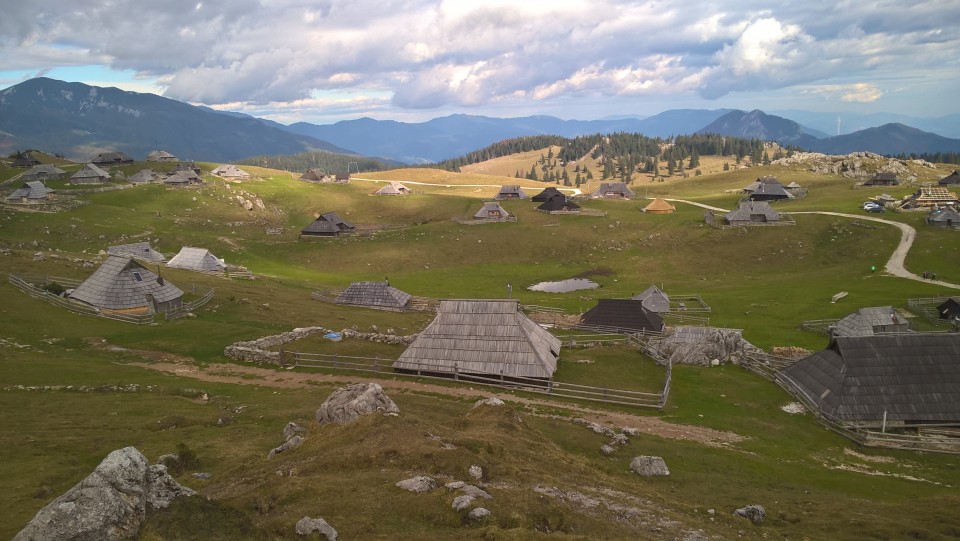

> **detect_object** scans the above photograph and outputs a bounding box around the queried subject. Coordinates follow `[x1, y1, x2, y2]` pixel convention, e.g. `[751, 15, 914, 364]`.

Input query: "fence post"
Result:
[454, 365, 459, 381]
[278, 345, 285, 368]
[375, 357, 379, 373]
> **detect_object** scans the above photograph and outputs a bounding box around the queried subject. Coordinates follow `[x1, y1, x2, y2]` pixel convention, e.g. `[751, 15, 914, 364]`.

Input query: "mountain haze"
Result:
[0, 78, 352, 162]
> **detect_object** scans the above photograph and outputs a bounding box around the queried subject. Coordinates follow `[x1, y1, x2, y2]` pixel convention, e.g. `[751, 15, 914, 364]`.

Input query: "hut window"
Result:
[133, 272, 143, 282]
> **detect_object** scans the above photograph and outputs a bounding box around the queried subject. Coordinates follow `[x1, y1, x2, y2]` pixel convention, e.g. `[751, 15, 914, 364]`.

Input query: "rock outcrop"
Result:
[630, 456, 670, 477]
[315, 383, 399, 425]
[268, 435, 304, 459]
[396, 476, 437, 493]
[14, 447, 195, 541]
[295, 516, 338, 539]
[734, 504, 766, 524]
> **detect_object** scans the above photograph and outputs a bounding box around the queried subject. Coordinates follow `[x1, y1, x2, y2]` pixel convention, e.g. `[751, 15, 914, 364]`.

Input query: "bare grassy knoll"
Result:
[1, 155, 959, 539]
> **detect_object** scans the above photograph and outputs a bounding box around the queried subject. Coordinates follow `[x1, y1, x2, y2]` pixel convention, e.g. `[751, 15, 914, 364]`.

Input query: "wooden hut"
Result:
[128, 169, 160, 184]
[743, 176, 780, 193]
[590, 182, 635, 199]
[147, 150, 178, 162]
[778, 334, 960, 428]
[299, 169, 330, 183]
[473, 202, 510, 220]
[495, 185, 528, 200]
[902, 187, 960, 209]
[21, 164, 65, 182]
[863, 172, 899, 187]
[632, 285, 670, 313]
[937, 298, 960, 321]
[536, 194, 580, 212]
[832, 306, 909, 337]
[69, 255, 183, 315]
[335, 281, 412, 311]
[393, 299, 561, 381]
[531, 186, 563, 202]
[11, 152, 41, 168]
[580, 299, 664, 333]
[70, 163, 110, 185]
[926, 207, 960, 227]
[108, 242, 167, 264]
[724, 201, 782, 226]
[211, 164, 251, 179]
[374, 181, 410, 196]
[167, 247, 226, 273]
[643, 198, 676, 214]
[92, 151, 134, 165]
[301, 212, 355, 237]
[163, 170, 201, 186]
[6, 181, 54, 204]
[939, 170, 960, 186]
[748, 181, 794, 201]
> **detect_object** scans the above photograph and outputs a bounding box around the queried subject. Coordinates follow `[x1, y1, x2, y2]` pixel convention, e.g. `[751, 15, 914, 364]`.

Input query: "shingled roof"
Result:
[927, 207, 960, 226]
[632, 285, 670, 313]
[778, 334, 960, 425]
[147, 150, 177, 162]
[833, 306, 909, 337]
[473, 201, 510, 219]
[211, 164, 251, 178]
[22, 164, 66, 181]
[748, 181, 795, 201]
[108, 242, 167, 264]
[536, 194, 580, 212]
[531, 186, 563, 202]
[643, 198, 676, 214]
[167, 247, 226, 272]
[590, 182, 635, 199]
[92, 151, 134, 165]
[335, 281, 412, 310]
[374, 181, 410, 195]
[301, 212, 355, 236]
[939, 170, 960, 186]
[69, 256, 182, 312]
[70, 163, 110, 184]
[393, 299, 561, 379]
[580, 299, 664, 333]
[6, 181, 53, 203]
[128, 169, 160, 184]
[495, 185, 528, 200]
[724, 201, 781, 223]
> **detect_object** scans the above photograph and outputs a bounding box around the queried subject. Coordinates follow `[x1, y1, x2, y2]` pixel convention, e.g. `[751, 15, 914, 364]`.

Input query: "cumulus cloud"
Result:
[0, 0, 958, 116]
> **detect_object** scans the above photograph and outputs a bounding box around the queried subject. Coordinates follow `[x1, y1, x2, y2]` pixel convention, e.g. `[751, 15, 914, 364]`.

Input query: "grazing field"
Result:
[1, 154, 958, 539]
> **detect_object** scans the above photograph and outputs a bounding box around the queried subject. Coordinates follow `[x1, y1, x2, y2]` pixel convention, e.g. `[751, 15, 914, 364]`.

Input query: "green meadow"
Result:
[1, 156, 958, 539]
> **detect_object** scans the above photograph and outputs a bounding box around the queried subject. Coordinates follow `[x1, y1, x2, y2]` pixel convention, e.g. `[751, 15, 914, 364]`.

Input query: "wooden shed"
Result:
[580, 299, 664, 333]
[212, 164, 251, 179]
[147, 150, 178, 162]
[374, 181, 410, 195]
[299, 169, 331, 183]
[724, 201, 782, 225]
[632, 285, 670, 313]
[70, 163, 110, 185]
[21, 164, 66, 182]
[335, 281, 412, 311]
[92, 151, 134, 165]
[832, 306, 909, 337]
[643, 198, 676, 214]
[938, 170, 960, 186]
[937, 298, 960, 321]
[590, 182, 635, 199]
[393, 299, 560, 381]
[6, 181, 54, 204]
[301, 212, 355, 237]
[108, 242, 167, 264]
[473, 202, 510, 220]
[926, 207, 960, 228]
[167, 247, 226, 273]
[748, 181, 794, 201]
[863, 172, 899, 187]
[778, 334, 960, 427]
[531, 186, 563, 202]
[69, 255, 183, 315]
[495, 185, 528, 200]
[128, 169, 160, 184]
[536, 194, 580, 212]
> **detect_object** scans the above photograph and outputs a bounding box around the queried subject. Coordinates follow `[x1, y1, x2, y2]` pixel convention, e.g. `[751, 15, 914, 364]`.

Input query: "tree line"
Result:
[237, 151, 397, 174]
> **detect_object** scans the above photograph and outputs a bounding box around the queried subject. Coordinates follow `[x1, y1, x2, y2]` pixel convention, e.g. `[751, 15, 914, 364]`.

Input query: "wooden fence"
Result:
[165, 288, 216, 320]
[452, 216, 518, 225]
[800, 318, 839, 335]
[283, 350, 669, 409]
[8, 273, 154, 324]
[668, 294, 712, 313]
[540, 209, 608, 217]
[739, 351, 960, 454]
[907, 297, 950, 325]
[311, 288, 440, 312]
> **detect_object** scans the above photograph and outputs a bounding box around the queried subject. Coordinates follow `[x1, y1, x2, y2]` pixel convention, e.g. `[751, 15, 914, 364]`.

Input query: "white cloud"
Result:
[802, 83, 884, 103]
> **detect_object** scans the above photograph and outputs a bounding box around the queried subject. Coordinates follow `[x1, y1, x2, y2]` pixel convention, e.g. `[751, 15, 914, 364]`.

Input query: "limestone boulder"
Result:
[14, 447, 195, 541]
[315, 383, 399, 425]
[295, 516, 338, 539]
[630, 455, 670, 477]
[396, 476, 437, 493]
[734, 504, 766, 525]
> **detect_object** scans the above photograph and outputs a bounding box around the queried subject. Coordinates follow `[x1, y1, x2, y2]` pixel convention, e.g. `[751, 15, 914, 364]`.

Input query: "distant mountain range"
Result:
[1, 77, 958, 165]
[0, 78, 352, 162]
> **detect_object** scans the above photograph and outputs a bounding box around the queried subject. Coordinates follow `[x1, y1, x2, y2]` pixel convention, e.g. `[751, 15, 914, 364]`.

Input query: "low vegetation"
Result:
[1, 150, 958, 539]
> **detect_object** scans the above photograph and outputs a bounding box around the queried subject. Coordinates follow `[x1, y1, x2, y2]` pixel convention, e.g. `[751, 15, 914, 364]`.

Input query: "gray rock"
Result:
[609, 433, 629, 446]
[733, 504, 766, 524]
[458, 484, 492, 500]
[282, 422, 307, 441]
[295, 516, 338, 539]
[268, 435, 304, 459]
[445, 480, 465, 490]
[468, 507, 491, 520]
[191, 472, 211, 480]
[473, 397, 504, 408]
[14, 447, 195, 541]
[156, 453, 179, 469]
[315, 383, 399, 425]
[396, 476, 437, 493]
[600, 444, 616, 455]
[452, 495, 475, 511]
[630, 455, 670, 477]
[468, 464, 483, 481]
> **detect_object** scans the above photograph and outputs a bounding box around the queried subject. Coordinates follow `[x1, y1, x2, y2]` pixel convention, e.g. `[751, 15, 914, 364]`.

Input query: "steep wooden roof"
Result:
[939, 170, 960, 186]
[6, 181, 53, 202]
[128, 169, 159, 184]
[748, 182, 794, 200]
[393, 299, 561, 379]
[108, 242, 167, 264]
[834, 306, 909, 337]
[374, 181, 409, 195]
[495, 185, 528, 199]
[70, 163, 110, 182]
[725, 201, 781, 222]
[643, 198, 676, 213]
[590, 182, 635, 199]
[632, 285, 670, 313]
[531, 187, 563, 202]
[92, 151, 134, 164]
[536, 194, 580, 212]
[70, 256, 182, 310]
[474, 201, 510, 219]
[779, 334, 960, 423]
[580, 299, 664, 333]
[167, 247, 225, 272]
[928, 207, 960, 224]
[335, 281, 412, 310]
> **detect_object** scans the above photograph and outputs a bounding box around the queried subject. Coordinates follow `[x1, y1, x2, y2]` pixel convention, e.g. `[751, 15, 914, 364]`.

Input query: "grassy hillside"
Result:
[1, 155, 959, 540]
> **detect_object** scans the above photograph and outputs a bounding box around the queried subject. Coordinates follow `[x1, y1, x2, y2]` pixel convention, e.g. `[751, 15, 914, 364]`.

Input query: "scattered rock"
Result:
[282, 421, 307, 441]
[600, 444, 616, 455]
[396, 476, 437, 493]
[14, 447, 195, 541]
[621, 427, 642, 437]
[473, 397, 504, 408]
[315, 383, 399, 425]
[468, 464, 483, 482]
[468, 507, 490, 520]
[156, 453, 179, 469]
[452, 495, 475, 511]
[459, 484, 492, 499]
[609, 433, 629, 446]
[780, 402, 806, 415]
[295, 516, 338, 540]
[33, 251, 44, 261]
[268, 435, 304, 459]
[630, 456, 670, 477]
[734, 504, 766, 525]
[191, 472, 211, 480]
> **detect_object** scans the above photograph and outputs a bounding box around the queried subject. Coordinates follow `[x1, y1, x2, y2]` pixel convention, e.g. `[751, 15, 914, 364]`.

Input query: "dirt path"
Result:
[352, 176, 582, 196]
[131, 360, 743, 448]
[665, 199, 960, 290]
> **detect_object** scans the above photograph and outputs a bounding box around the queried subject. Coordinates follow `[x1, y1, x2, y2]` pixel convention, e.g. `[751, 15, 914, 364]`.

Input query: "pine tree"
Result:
[723, 162, 730, 171]
[688, 149, 700, 169]
[762, 150, 771, 166]
[528, 164, 538, 181]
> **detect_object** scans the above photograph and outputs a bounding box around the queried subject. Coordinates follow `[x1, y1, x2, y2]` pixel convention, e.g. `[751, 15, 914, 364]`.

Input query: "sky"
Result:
[1, 0, 958, 125]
